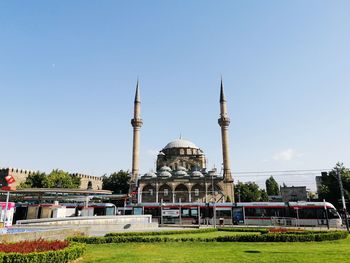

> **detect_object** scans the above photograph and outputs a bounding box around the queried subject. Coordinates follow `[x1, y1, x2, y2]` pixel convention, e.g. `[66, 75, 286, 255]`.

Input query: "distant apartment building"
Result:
[280, 186, 307, 202]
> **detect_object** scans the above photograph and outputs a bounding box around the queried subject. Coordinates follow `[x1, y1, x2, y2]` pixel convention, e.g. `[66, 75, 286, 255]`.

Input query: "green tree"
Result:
[265, 176, 280, 196]
[319, 162, 350, 210]
[18, 171, 47, 188]
[44, 169, 81, 188]
[234, 181, 268, 202]
[102, 170, 130, 194]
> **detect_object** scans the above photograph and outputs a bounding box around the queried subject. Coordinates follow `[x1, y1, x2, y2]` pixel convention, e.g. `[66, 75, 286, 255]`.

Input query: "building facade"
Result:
[131, 80, 235, 203]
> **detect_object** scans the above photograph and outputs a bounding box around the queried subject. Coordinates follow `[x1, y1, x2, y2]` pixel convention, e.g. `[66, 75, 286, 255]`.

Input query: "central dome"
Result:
[164, 139, 198, 149]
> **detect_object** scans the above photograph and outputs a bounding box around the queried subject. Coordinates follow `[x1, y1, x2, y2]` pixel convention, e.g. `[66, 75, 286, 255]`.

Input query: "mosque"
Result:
[130, 80, 234, 204]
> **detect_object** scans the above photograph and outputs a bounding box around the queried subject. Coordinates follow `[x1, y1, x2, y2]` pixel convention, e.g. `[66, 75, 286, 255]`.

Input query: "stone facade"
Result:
[138, 139, 227, 203]
[0, 168, 102, 190]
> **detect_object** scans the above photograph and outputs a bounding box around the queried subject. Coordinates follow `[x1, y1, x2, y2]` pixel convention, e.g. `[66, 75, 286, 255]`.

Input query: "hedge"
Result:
[68, 230, 348, 244]
[0, 242, 86, 263]
[218, 227, 269, 234]
[105, 228, 216, 237]
[215, 231, 348, 242]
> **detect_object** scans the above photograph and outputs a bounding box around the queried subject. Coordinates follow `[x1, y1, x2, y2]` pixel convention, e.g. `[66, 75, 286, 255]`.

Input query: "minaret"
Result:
[130, 81, 143, 191]
[218, 79, 235, 202]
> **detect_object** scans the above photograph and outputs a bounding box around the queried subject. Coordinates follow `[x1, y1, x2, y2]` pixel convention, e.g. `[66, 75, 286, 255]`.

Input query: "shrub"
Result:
[218, 227, 269, 234]
[0, 242, 85, 263]
[69, 229, 348, 244]
[105, 228, 216, 237]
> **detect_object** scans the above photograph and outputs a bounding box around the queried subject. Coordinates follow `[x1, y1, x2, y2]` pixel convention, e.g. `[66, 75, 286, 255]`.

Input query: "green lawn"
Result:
[80, 236, 350, 263]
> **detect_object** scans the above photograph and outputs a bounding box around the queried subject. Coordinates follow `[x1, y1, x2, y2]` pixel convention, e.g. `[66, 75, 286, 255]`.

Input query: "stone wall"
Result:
[0, 168, 103, 190]
[0, 168, 34, 188]
[70, 173, 103, 190]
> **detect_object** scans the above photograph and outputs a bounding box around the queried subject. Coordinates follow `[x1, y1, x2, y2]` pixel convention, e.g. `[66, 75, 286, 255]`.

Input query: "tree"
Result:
[234, 181, 268, 202]
[319, 162, 350, 210]
[265, 176, 279, 196]
[102, 170, 130, 194]
[44, 169, 80, 188]
[18, 171, 47, 188]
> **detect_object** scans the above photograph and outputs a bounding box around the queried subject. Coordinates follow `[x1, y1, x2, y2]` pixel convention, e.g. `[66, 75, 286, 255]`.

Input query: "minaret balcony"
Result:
[131, 118, 143, 127]
[218, 116, 230, 127]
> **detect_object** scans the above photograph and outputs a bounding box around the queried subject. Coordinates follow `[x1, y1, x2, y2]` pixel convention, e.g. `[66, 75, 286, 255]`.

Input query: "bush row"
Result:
[68, 230, 347, 244]
[218, 227, 269, 234]
[216, 231, 348, 242]
[105, 228, 216, 237]
[0, 242, 86, 263]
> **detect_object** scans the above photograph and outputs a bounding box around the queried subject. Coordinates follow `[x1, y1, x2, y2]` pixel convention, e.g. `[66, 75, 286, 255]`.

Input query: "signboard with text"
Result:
[162, 209, 180, 217]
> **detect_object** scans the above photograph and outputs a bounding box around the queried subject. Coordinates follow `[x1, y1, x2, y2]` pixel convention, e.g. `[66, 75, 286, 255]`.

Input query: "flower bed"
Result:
[0, 239, 68, 254]
[0, 240, 85, 263]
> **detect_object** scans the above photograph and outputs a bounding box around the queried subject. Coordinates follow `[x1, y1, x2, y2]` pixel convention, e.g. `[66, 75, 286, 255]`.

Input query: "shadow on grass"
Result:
[244, 250, 261, 253]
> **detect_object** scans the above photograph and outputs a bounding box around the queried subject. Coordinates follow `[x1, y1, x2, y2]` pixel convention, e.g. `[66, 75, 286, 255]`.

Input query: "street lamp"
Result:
[211, 173, 216, 228]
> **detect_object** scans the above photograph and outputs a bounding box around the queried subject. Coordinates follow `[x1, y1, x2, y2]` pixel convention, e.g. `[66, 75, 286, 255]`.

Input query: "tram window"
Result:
[105, 207, 115, 216]
[298, 208, 317, 219]
[144, 208, 160, 217]
[164, 189, 169, 196]
[217, 210, 231, 217]
[149, 189, 153, 196]
[265, 208, 284, 217]
[245, 208, 255, 217]
[182, 209, 190, 217]
[328, 208, 340, 219]
[191, 209, 198, 217]
[316, 208, 326, 219]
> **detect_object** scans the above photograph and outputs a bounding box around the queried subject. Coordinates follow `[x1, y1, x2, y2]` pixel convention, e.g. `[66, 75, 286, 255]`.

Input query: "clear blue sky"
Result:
[1, 1, 349, 190]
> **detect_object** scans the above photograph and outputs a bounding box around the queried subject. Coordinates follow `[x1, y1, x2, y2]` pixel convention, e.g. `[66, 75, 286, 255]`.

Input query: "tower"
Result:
[218, 79, 235, 202]
[130, 81, 143, 192]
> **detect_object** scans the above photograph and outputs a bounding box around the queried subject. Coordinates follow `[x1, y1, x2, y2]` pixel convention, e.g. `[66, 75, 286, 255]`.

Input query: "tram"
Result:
[126, 201, 342, 227]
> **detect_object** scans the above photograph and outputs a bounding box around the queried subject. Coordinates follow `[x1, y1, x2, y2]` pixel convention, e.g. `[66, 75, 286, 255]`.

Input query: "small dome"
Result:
[164, 139, 198, 149]
[159, 171, 172, 178]
[177, 166, 187, 172]
[192, 171, 204, 178]
[175, 170, 188, 177]
[142, 171, 157, 178]
[159, 166, 172, 172]
[207, 170, 219, 178]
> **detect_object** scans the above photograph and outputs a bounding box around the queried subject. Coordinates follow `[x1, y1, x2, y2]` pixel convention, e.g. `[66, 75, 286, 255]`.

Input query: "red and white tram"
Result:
[126, 201, 342, 228]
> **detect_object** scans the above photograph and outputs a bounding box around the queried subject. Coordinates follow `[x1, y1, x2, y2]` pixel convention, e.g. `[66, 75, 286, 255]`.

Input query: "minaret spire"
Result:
[131, 80, 143, 194]
[220, 77, 225, 102]
[134, 79, 141, 103]
[218, 78, 234, 202]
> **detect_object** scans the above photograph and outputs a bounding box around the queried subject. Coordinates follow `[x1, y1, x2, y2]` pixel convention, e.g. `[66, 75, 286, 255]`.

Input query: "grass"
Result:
[79, 235, 350, 263]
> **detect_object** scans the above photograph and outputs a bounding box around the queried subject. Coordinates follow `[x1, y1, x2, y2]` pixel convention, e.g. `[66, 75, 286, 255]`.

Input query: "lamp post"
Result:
[160, 198, 164, 226]
[336, 168, 350, 232]
[179, 198, 182, 225]
[211, 173, 216, 228]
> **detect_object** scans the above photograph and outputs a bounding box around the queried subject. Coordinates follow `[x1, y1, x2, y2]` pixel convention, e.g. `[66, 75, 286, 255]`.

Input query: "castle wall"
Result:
[0, 168, 103, 190]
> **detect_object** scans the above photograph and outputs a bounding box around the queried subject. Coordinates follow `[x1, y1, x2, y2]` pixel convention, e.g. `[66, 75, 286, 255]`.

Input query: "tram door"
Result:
[232, 207, 244, 225]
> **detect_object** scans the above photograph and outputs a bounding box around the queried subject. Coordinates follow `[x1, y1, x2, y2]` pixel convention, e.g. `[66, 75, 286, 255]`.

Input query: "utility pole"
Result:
[336, 168, 349, 231]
